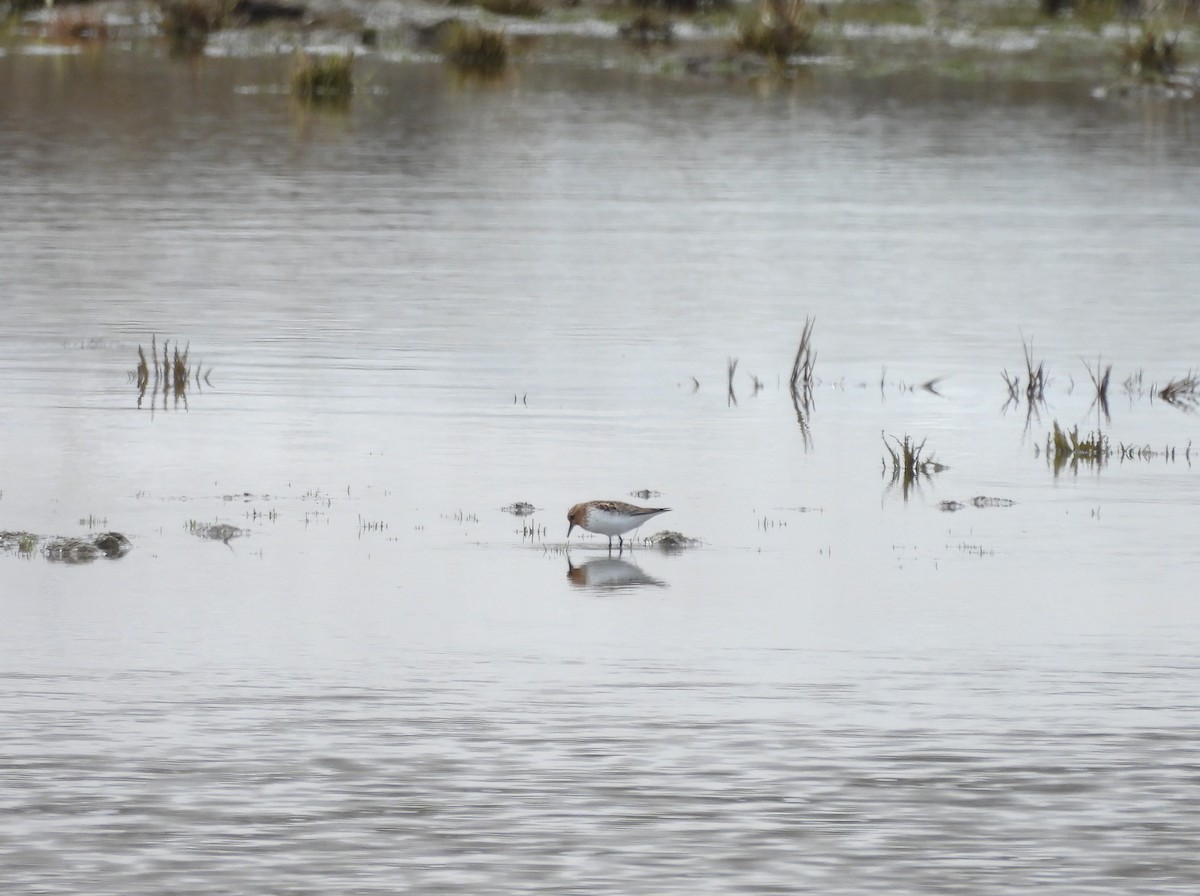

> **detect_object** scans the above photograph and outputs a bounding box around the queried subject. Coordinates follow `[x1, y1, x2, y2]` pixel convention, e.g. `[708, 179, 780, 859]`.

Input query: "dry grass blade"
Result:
[1021, 334, 1047, 402]
[136, 345, 150, 391]
[1001, 369, 1020, 403]
[789, 316, 816, 393]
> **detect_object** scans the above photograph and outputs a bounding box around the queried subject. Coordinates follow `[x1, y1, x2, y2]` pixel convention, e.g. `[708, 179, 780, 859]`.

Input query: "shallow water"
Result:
[3, 48, 1200, 894]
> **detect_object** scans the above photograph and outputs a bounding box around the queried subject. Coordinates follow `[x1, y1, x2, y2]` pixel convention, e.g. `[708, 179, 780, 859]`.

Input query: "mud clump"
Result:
[1, 531, 134, 563]
[644, 530, 701, 550]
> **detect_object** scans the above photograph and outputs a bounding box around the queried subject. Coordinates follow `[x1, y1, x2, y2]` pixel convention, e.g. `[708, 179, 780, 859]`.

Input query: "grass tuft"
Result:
[736, 0, 815, 61]
[1021, 334, 1048, 402]
[883, 433, 946, 499]
[1046, 420, 1110, 475]
[134, 336, 211, 411]
[442, 22, 509, 76]
[292, 52, 355, 105]
[790, 316, 816, 396]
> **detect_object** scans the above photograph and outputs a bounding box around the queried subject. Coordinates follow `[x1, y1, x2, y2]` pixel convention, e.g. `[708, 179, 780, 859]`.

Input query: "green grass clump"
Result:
[443, 22, 509, 76]
[1047, 421, 1110, 474]
[736, 0, 815, 61]
[292, 52, 355, 104]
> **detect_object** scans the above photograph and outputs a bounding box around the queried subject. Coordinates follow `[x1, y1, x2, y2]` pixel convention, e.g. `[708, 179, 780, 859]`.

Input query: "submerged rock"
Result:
[3, 531, 133, 563]
[629, 489, 661, 500]
[93, 532, 134, 557]
[189, 522, 245, 542]
[501, 501, 537, 517]
[643, 530, 701, 550]
[940, 497, 1015, 512]
[44, 538, 103, 563]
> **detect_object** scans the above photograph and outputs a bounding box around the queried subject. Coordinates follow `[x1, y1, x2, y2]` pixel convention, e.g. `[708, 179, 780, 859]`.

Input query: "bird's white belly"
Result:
[586, 509, 645, 536]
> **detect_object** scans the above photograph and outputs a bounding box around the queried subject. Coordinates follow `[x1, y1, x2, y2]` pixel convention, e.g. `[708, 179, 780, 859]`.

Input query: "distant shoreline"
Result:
[4, 0, 1197, 94]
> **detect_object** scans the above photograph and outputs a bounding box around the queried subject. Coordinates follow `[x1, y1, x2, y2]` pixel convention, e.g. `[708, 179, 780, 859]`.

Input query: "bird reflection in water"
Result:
[566, 555, 667, 591]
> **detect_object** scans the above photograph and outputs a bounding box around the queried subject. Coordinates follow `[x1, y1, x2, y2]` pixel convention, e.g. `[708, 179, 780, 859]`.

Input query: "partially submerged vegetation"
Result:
[134, 336, 211, 411]
[1046, 420, 1110, 474]
[790, 317, 817, 449]
[1038, 421, 1185, 476]
[1002, 334, 1049, 409]
[883, 433, 947, 500]
[292, 51, 354, 104]
[736, 0, 816, 62]
[441, 21, 509, 76]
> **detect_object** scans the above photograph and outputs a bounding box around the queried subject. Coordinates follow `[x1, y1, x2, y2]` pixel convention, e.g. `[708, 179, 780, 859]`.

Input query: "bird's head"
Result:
[566, 503, 586, 538]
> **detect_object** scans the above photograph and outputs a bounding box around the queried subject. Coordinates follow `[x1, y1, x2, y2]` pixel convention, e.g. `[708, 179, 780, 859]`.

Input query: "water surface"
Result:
[3, 49, 1200, 894]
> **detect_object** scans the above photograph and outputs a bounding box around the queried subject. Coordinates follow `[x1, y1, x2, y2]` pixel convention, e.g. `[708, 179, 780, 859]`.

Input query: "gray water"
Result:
[3, 47, 1200, 894]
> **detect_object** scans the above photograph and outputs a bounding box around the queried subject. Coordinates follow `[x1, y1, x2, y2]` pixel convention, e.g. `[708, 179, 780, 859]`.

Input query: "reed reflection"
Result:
[133, 336, 211, 412]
